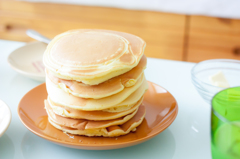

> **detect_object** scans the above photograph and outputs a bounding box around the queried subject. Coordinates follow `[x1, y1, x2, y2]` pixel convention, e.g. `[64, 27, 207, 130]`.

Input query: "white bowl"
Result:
[191, 59, 240, 104]
[8, 41, 47, 82]
[0, 100, 11, 137]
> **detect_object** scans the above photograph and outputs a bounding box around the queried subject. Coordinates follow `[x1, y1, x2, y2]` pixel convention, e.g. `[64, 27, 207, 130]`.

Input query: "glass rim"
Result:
[211, 86, 240, 124]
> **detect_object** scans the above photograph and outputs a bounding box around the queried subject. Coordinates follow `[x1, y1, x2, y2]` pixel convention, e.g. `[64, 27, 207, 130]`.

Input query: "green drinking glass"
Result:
[211, 87, 240, 159]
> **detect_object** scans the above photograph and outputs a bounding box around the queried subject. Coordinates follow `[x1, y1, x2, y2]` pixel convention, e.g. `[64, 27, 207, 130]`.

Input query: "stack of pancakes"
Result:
[43, 29, 148, 137]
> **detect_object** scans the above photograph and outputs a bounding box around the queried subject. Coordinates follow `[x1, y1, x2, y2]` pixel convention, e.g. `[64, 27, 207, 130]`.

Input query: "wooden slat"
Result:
[0, 0, 186, 60]
[187, 16, 240, 62]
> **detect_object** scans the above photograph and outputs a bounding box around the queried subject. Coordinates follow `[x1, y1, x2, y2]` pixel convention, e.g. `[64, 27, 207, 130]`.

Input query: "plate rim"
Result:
[18, 81, 178, 149]
[0, 99, 12, 137]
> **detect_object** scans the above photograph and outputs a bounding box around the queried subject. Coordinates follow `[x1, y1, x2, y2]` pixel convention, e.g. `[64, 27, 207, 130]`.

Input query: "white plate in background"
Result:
[7, 41, 47, 82]
[0, 100, 11, 137]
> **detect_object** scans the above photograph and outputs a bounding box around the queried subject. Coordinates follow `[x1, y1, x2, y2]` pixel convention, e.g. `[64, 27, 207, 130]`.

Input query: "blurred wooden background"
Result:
[0, 0, 240, 62]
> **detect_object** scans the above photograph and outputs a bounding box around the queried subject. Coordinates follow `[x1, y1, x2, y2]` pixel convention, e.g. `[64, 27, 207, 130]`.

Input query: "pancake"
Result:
[46, 73, 148, 111]
[48, 105, 146, 137]
[47, 96, 143, 120]
[46, 55, 147, 99]
[46, 100, 139, 130]
[43, 29, 146, 85]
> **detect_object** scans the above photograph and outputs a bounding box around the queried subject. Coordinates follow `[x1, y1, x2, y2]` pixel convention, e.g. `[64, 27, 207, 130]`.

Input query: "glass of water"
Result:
[211, 87, 240, 159]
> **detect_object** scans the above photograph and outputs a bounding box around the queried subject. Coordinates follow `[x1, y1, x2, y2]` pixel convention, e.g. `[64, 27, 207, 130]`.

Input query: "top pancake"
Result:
[43, 29, 146, 85]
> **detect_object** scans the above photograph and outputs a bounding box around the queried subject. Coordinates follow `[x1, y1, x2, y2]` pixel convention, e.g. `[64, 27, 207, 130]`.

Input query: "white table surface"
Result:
[0, 39, 211, 159]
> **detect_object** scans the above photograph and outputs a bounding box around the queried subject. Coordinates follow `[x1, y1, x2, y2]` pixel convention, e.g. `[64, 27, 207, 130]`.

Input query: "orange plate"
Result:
[18, 81, 178, 150]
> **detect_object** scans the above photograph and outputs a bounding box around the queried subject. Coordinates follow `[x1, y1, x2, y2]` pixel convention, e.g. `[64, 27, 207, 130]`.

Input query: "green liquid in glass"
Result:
[211, 87, 240, 159]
